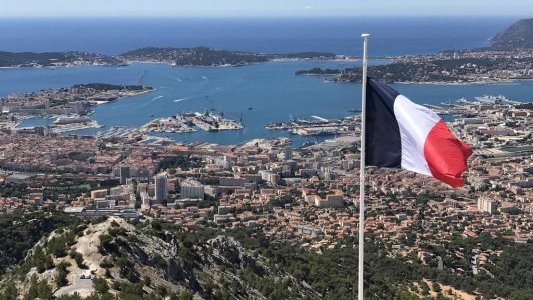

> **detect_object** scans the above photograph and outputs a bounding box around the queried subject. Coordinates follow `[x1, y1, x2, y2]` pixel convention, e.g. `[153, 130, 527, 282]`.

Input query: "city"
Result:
[0, 2, 531, 300]
[0, 93, 531, 299]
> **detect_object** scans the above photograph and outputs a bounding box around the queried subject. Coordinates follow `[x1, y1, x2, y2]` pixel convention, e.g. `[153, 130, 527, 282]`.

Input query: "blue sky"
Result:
[2, 0, 532, 17]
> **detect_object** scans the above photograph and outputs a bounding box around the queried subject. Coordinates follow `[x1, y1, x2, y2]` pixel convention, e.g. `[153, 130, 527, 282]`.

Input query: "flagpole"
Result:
[358, 33, 369, 300]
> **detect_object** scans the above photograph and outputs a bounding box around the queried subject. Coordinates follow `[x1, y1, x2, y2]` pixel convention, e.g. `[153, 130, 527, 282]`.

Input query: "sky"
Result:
[1, 0, 532, 17]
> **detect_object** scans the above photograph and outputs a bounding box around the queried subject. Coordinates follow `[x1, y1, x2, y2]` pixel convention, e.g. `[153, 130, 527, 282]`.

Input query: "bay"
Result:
[2, 60, 532, 146]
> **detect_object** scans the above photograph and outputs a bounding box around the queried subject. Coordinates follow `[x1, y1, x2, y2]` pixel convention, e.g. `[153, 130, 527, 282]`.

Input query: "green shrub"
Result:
[93, 277, 109, 294]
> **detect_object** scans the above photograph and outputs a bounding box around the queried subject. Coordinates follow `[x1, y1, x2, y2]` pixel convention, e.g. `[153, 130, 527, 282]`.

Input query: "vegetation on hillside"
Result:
[0, 214, 531, 299]
[0, 212, 79, 276]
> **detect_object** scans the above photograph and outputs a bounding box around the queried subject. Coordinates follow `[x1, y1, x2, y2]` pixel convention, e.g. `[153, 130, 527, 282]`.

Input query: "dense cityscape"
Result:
[0, 93, 531, 299]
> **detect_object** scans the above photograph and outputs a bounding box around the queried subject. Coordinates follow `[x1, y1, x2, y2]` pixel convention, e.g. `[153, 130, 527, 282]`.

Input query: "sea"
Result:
[0, 17, 531, 146]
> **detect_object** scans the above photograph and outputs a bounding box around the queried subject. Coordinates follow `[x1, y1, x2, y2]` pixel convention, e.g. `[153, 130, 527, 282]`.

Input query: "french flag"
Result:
[365, 78, 473, 188]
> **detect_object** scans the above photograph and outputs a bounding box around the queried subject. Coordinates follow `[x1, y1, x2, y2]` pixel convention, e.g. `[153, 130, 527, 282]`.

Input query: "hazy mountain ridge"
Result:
[491, 18, 533, 49]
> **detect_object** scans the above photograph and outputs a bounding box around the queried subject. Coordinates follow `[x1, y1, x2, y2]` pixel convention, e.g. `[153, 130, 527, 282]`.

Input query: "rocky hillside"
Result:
[2, 214, 530, 299]
[0, 217, 319, 299]
[491, 18, 533, 49]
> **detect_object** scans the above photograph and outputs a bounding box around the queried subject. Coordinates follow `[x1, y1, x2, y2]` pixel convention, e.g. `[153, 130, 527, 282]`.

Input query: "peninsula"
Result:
[118, 46, 338, 66]
[295, 18, 533, 84]
[0, 47, 339, 68]
[0, 51, 122, 68]
[0, 83, 153, 132]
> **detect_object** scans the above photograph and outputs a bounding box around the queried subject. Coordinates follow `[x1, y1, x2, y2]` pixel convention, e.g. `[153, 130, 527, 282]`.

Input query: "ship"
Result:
[53, 116, 91, 125]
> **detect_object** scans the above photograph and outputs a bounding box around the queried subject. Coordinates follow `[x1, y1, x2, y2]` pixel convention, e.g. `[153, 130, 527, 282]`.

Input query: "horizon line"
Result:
[0, 14, 529, 19]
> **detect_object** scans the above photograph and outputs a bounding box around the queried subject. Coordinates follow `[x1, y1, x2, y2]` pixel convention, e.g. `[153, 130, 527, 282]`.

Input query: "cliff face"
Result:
[491, 18, 533, 49]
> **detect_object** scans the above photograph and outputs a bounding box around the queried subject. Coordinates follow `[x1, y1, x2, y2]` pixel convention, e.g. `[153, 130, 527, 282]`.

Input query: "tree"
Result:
[47, 236, 68, 257]
[178, 292, 194, 300]
[143, 275, 152, 287]
[56, 261, 71, 287]
[70, 250, 85, 268]
[93, 277, 109, 294]
[25, 275, 53, 300]
[433, 281, 442, 293]
[419, 281, 430, 296]
[1, 281, 18, 300]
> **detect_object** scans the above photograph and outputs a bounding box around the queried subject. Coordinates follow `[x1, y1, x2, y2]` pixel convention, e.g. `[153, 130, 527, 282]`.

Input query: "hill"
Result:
[0, 217, 319, 299]
[0, 212, 80, 277]
[118, 47, 271, 67]
[491, 18, 533, 49]
[118, 47, 337, 66]
[1, 215, 531, 299]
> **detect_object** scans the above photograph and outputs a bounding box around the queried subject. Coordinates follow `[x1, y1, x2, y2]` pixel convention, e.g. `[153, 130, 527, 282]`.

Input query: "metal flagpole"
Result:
[358, 33, 369, 300]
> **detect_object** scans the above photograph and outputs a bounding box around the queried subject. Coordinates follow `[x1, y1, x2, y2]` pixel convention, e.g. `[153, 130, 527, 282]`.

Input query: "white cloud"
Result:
[304, 6, 314, 10]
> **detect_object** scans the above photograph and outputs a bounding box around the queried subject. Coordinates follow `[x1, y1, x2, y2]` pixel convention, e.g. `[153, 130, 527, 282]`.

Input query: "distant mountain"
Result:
[491, 18, 533, 49]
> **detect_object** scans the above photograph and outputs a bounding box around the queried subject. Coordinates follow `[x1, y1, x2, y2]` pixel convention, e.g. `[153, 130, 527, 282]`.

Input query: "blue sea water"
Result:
[0, 17, 531, 146]
[0, 17, 518, 56]
[2, 60, 532, 146]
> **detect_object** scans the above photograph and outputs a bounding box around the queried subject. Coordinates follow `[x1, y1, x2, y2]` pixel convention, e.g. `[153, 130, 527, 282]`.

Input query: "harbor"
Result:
[2, 60, 532, 146]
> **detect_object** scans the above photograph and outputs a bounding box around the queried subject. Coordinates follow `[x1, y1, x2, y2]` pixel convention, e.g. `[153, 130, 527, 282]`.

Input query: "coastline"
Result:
[324, 78, 528, 86]
[394, 79, 521, 86]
